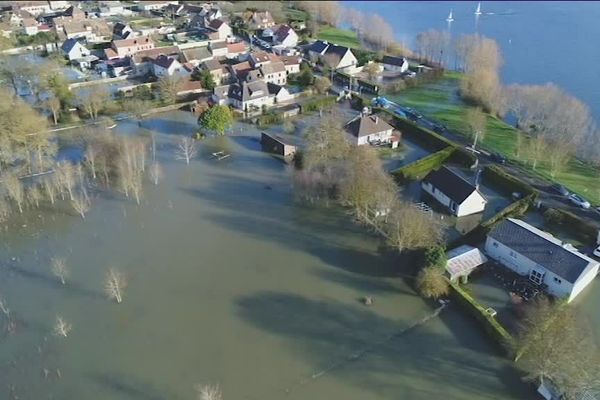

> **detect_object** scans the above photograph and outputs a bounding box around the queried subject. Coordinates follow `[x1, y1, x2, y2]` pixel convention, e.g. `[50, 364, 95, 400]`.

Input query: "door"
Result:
[529, 269, 545, 285]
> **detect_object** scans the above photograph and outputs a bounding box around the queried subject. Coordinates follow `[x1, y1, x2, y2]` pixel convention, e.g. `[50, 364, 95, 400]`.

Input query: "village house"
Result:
[137, 1, 173, 12]
[113, 22, 133, 40]
[267, 83, 293, 103]
[206, 18, 231, 40]
[21, 16, 38, 35]
[61, 38, 89, 60]
[129, 45, 179, 76]
[229, 80, 274, 111]
[211, 84, 232, 106]
[59, 19, 111, 42]
[485, 218, 600, 302]
[307, 40, 358, 71]
[209, 41, 227, 57]
[226, 41, 247, 59]
[14, 1, 51, 16]
[99, 1, 132, 17]
[382, 55, 409, 73]
[201, 58, 229, 83]
[181, 46, 212, 66]
[421, 167, 487, 217]
[230, 60, 252, 81]
[273, 25, 298, 48]
[344, 113, 395, 146]
[111, 36, 155, 58]
[152, 54, 184, 77]
[280, 55, 301, 75]
[248, 51, 273, 68]
[246, 10, 275, 30]
[259, 61, 287, 85]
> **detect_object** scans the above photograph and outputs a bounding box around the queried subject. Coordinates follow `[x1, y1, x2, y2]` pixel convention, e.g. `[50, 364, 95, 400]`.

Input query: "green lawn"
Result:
[317, 26, 361, 49]
[386, 73, 600, 204]
[285, 7, 309, 21]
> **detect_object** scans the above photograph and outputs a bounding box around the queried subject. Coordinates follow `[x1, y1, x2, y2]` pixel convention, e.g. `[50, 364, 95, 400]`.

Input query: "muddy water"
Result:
[0, 111, 529, 399]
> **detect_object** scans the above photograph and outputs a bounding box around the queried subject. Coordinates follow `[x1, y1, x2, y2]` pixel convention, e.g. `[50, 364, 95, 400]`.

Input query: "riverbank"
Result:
[386, 72, 600, 205]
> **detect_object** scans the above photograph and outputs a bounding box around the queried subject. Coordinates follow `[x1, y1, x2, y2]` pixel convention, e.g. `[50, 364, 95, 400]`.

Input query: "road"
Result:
[372, 96, 600, 230]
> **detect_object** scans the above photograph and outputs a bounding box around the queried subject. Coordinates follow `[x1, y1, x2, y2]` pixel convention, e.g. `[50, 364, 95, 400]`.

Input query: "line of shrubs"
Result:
[483, 165, 538, 197]
[449, 281, 512, 353]
[543, 207, 598, 244]
[391, 146, 455, 182]
[302, 96, 337, 113]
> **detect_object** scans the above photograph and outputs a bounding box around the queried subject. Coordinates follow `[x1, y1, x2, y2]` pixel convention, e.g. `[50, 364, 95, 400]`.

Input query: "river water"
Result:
[0, 111, 532, 399]
[344, 1, 600, 121]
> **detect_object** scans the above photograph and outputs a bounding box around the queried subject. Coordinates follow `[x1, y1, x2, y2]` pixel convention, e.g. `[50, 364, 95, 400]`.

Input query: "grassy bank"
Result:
[386, 72, 600, 204]
[317, 26, 361, 49]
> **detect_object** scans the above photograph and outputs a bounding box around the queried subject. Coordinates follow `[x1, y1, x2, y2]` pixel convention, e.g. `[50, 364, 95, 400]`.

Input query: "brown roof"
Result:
[104, 47, 118, 59]
[178, 79, 203, 94]
[22, 18, 37, 27]
[132, 45, 179, 63]
[113, 36, 154, 49]
[202, 58, 222, 71]
[345, 114, 394, 138]
[260, 61, 285, 75]
[231, 61, 251, 72]
[208, 18, 225, 30]
[226, 42, 246, 54]
[280, 55, 301, 66]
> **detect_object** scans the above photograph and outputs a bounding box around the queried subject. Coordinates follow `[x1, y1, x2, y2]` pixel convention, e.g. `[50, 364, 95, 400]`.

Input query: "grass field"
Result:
[285, 7, 309, 21]
[387, 72, 600, 204]
[317, 26, 361, 49]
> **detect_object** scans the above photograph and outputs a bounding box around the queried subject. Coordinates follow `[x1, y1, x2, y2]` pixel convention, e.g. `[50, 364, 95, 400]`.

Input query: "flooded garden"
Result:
[0, 111, 534, 399]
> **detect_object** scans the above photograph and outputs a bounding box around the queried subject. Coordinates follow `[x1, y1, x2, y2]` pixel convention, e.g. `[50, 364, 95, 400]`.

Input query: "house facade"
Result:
[344, 114, 394, 146]
[229, 80, 274, 111]
[61, 38, 89, 60]
[152, 55, 183, 77]
[207, 19, 231, 40]
[485, 218, 600, 302]
[273, 25, 298, 48]
[382, 55, 409, 73]
[261, 132, 296, 157]
[112, 36, 154, 57]
[421, 167, 487, 217]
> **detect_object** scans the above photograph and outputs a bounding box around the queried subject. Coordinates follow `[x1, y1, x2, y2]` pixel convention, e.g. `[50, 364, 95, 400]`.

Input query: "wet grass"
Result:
[387, 72, 600, 204]
[317, 26, 361, 49]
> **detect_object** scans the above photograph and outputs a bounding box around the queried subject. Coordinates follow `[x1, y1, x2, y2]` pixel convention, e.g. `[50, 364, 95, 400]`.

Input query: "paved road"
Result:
[373, 96, 600, 230]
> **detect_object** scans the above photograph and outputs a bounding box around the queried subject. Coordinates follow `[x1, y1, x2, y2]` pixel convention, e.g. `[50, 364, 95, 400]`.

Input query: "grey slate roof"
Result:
[308, 40, 329, 54]
[382, 55, 407, 67]
[229, 81, 269, 102]
[61, 38, 83, 53]
[344, 114, 393, 138]
[488, 218, 596, 283]
[422, 166, 479, 204]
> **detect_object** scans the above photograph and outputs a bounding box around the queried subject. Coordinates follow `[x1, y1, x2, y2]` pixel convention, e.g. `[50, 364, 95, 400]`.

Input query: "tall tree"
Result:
[465, 107, 487, 149]
[198, 105, 234, 135]
[157, 75, 183, 105]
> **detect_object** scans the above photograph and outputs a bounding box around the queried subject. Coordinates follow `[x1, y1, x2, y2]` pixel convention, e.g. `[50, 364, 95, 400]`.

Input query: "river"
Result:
[0, 111, 531, 399]
[344, 1, 600, 121]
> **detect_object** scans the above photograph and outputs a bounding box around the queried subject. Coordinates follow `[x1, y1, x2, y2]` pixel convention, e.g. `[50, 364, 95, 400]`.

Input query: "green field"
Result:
[317, 26, 361, 49]
[386, 72, 600, 204]
[285, 7, 309, 21]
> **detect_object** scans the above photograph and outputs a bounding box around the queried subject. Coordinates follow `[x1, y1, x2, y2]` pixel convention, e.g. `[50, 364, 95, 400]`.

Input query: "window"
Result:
[492, 241, 498, 248]
[529, 269, 544, 285]
[509, 251, 517, 259]
[553, 277, 562, 284]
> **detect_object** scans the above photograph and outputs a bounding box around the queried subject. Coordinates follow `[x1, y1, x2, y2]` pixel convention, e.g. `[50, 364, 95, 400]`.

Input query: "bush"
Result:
[424, 245, 447, 269]
[483, 165, 537, 197]
[543, 207, 597, 244]
[391, 147, 455, 181]
[483, 193, 535, 228]
[416, 266, 449, 299]
[257, 112, 282, 127]
[449, 282, 512, 352]
[543, 208, 565, 225]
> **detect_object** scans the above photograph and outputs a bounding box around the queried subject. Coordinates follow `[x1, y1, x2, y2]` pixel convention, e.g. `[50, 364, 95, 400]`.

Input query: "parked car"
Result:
[593, 245, 600, 258]
[569, 193, 591, 209]
[550, 184, 569, 197]
[490, 152, 507, 165]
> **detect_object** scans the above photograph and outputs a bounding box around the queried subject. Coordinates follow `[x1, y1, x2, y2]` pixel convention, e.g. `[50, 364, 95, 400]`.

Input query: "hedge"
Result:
[542, 207, 597, 244]
[391, 146, 455, 182]
[449, 281, 512, 353]
[301, 96, 337, 113]
[483, 165, 538, 197]
[257, 113, 282, 127]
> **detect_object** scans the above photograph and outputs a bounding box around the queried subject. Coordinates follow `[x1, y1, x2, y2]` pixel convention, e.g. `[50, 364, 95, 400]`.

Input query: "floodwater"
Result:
[0, 111, 531, 399]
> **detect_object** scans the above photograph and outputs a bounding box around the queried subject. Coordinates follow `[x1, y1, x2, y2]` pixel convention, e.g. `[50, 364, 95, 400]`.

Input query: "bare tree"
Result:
[53, 315, 72, 338]
[26, 184, 43, 208]
[45, 95, 61, 125]
[104, 268, 126, 304]
[523, 135, 548, 170]
[42, 175, 58, 205]
[313, 76, 332, 94]
[0, 294, 10, 319]
[51, 257, 69, 285]
[195, 384, 222, 400]
[175, 137, 198, 165]
[363, 62, 381, 81]
[55, 161, 75, 200]
[2, 172, 25, 213]
[84, 143, 98, 181]
[157, 75, 183, 105]
[77, 88, 110, 120]
[148, 161, 163, 185]
[0, 196, 11, 222]
[71, 190, 91, 219]
[465, 107, 487, 149]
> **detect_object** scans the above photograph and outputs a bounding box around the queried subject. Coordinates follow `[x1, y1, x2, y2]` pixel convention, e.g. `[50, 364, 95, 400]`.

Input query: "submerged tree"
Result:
[416, 266, 449, 299]
[175, 137, 198, 165]
[104, 268, 126, 304]
[195, 383, 222, 400]
[2, 172, 25, 213]
[71, 190, 91, 219]
[198, 105, 234, 135]
[51, 257, 69, 285]
[148, 161, 163, 185]
[53, 315, 72, 338]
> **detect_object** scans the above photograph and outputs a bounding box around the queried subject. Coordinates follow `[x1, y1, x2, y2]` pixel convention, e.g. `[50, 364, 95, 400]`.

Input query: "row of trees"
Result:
[294, 112, 444, 253]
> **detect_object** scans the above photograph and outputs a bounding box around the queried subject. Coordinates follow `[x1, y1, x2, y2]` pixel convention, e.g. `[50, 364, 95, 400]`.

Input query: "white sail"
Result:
[446, 9, 454, 21]
[475, 2, 482, 15]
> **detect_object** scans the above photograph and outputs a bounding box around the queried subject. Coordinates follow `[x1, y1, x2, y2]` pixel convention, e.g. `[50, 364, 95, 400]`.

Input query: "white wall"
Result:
[570, 263, 600, 301]
[456, 191, 486, 217]
[422, 182, 453, 211]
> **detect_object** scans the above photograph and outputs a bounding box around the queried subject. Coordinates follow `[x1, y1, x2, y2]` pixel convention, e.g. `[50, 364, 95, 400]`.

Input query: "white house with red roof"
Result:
[111, 36, 155, 58]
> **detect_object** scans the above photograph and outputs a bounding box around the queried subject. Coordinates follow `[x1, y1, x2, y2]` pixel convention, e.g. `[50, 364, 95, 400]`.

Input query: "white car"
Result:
[569, 193, 591, 209]
[593, 245, 600, 258]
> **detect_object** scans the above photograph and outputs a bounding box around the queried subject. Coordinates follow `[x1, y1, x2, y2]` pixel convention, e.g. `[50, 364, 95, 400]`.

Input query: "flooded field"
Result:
[0, 111, 532, 399]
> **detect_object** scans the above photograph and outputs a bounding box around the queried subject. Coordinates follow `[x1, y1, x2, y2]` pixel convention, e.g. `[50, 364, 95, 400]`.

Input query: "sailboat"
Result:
[446, 9, 454, 22]
[475, 2, 482, 15]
